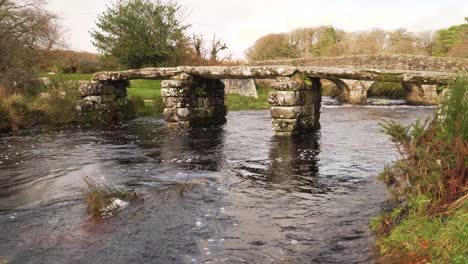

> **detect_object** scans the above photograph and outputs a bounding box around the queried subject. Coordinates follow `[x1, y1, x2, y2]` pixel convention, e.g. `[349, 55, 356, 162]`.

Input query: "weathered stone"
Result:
[163, 97, 222, 108]
[403, 83, 439, 105]
[93, 64, 456, 85]
[272, 80, 303, 91]
[161, 80, 190, 88]
[269, 91, 304, 106]
[163, 106, 226, 122]
[83, 95, 102, 104]
[222, 79, 258, 98]
[161, 87, 192, 97]
[270, 107, 298, 119]
[272, 119, 299, 133]
[342, 80, 374, 104]
[270, 106, 304, 119]
[79, 81, 128, 97]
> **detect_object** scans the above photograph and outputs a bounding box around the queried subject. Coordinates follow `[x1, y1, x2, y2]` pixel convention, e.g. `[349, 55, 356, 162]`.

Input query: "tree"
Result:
[91, 0, 190, 69]
[246, 33, 297, 61]
[432, 18, 468, 57]
[209, 34, 230, 61]
[0, 0, 60, 93]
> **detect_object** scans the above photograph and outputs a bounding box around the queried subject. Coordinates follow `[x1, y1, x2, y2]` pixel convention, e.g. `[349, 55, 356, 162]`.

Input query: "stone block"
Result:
[268, 91, 304, 106]
[83, 95, 102, 104]
[161, 80, 189, 88]
[161, 87, 192, 97]
[272, 80, 304, 91]
[272, 119, 299, 132]
[270, 106, 304, 119]
[163, 106, 226, 122]
[163, 96, 224, 108]
[80, 81, 129, 97]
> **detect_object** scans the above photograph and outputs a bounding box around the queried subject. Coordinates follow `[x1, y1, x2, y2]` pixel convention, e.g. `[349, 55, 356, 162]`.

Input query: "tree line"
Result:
[246, 19, 468, 61]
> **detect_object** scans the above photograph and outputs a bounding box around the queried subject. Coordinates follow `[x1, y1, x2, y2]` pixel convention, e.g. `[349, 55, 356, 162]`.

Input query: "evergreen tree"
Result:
[91, 0, 189, 69]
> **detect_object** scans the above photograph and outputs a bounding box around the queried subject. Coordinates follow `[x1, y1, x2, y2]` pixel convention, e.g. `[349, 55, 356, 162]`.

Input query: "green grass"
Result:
[127, 79, 162, 100]
[225, 87, 273, 111]
[372, 203, 467, 263]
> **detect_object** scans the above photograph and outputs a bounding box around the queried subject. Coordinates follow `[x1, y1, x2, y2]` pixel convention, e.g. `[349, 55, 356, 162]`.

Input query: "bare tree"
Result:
[209, 34, 231, 61]
[0, 0, 61, 93]
[192, 34, 205, 58]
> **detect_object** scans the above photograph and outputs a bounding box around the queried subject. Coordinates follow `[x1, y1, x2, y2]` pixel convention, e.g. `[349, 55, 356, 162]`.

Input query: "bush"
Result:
[32, 81, 82, 124]
[0, 94, 35, 132]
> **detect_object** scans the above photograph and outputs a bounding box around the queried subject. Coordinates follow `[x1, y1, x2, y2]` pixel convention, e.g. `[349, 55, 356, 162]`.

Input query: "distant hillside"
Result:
[40, 50, 118, 74]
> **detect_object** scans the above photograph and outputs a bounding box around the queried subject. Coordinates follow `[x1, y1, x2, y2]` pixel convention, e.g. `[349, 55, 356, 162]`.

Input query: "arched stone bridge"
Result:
[79, 62, 458, 136]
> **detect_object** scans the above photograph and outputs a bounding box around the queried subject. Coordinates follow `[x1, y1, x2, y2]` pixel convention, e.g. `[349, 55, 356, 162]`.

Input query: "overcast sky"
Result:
[45, 0, 468, 59]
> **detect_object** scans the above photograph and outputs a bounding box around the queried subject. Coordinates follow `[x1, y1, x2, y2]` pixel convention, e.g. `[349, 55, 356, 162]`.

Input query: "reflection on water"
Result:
[0, 105, 434, 263]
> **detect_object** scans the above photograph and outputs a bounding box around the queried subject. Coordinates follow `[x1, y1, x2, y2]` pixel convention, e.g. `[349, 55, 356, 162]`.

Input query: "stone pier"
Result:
[161, 74, 227, 128]
[403, 83, 439, 105]
[269, 75, 322, 136]
[342, 80, 374, 104]
[77, 80, 129, 112]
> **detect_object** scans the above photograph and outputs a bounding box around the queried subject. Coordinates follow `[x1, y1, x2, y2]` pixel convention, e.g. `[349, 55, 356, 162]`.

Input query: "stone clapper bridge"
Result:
[79, 56, 462, 136]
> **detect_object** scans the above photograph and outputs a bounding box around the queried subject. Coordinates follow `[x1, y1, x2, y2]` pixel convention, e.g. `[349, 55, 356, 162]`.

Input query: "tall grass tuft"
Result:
[372, 76, 467, 263]
[82, 176, 137, 219]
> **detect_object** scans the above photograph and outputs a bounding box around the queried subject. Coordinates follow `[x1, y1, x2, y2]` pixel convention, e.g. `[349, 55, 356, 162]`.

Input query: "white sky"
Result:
[45, 0, 468, 59]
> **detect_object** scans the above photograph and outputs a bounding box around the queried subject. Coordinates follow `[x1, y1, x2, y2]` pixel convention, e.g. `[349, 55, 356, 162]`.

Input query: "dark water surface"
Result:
[0, 104, 434, 263]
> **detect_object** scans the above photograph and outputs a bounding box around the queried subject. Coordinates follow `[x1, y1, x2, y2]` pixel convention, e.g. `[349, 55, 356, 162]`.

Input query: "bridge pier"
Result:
[402, 83, 438, 105]
[161, 74, 227, 128]
[269, 75, 322, 136]
[342, 80, 374, 104]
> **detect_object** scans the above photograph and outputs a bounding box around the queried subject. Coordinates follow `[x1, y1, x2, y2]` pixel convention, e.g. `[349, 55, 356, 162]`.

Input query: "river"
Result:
[0, 100, 434, 263]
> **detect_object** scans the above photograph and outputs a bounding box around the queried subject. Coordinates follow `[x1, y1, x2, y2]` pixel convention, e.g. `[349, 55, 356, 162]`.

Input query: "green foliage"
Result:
[32, 81, 83, 124]
[246, 33, 298, 61]
[312, 26, 338, 57]
[91, 0, 189, 69]
[432, 19, 468, 57]
[376, 206, 467, 263]
[437, 76, 468, 142]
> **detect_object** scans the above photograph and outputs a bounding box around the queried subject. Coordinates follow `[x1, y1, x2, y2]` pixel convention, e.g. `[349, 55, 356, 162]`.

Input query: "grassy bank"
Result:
[371, 76, 467, 263]
[225, 87, 273, 111]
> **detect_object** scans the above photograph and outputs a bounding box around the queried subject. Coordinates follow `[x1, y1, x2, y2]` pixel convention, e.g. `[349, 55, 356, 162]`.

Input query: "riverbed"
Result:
[0, 102, 434, 263]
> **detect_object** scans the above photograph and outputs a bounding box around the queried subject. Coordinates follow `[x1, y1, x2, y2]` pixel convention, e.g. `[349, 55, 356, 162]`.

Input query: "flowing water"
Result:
[0, 100, 434, 264]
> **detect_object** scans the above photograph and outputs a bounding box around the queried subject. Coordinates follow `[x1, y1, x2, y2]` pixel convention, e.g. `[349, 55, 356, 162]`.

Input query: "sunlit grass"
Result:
[225, 87, 273, 111]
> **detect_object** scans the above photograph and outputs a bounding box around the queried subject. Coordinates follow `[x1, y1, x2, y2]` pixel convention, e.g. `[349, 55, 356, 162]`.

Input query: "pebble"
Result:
[195, 221, 202, 226]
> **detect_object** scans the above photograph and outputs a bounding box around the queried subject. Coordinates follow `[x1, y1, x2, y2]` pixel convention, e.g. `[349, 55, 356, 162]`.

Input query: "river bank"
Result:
[371, 76, 467, 263]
